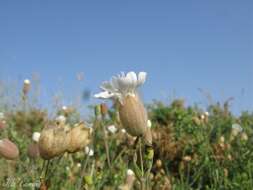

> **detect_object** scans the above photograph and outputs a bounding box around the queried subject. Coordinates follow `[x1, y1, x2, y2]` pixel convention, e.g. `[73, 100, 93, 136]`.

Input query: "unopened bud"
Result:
[100, 103, 108, 116]
[23, 79, 31, 95]
[183, 155, 192, 162]
[94, 105, 101, 117]
[0, 138, 19, 160]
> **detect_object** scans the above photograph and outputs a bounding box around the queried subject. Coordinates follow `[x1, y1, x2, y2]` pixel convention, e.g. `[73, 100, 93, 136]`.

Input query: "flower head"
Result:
[107, 125, 117, 133]
[127, 169, 135, 176]
[95, 71, 152, 146]
[56, 115, 66, 125]
[32, 132, 41, 143]
[85, 146, 94, 156]
[94, 71, 147, 103]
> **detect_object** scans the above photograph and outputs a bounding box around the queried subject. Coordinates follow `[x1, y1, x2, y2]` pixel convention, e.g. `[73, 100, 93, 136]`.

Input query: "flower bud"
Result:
[118, 95, 152, 146]
[183, 155, 192, 162]
[23, 79, 31, 95]
[100, 103, 108, 117]
[0, 138, 19, 160]
[94, 105, 101, 117]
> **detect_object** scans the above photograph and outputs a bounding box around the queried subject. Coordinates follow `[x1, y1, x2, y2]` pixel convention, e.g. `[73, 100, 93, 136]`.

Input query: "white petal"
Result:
[94, 91, 114, 99]
[126, 71, 138, 91]
[137, 72, 147, 86]
[101, 81, 114, 92]
[111, 77, 120, 91]
[32, 132, 41, 142]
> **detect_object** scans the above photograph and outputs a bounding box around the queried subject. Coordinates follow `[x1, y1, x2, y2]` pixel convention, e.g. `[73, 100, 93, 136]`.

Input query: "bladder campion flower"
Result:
[94, 71, 152, 146]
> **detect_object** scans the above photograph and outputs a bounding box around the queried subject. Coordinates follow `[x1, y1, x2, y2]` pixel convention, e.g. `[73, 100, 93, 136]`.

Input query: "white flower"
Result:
[62, 106, 68, 111]
[24, 79, 30, 85]
[107, 125, 117, 133]
[32, 132, 41, 142]
[56, 115, 66, 125]
[77, 163, 82, 168]
[204, 111, 209, 117]
[66, 166, 70, 171]
[200, 114, 205, 120]
[121, 129, 126, 133]
[147, 120, 152, 128]
[94, 71, 147, 103]
[127, 169, 135, 176]
[85, 146, 94, 156]
[0, 112, 4, 120]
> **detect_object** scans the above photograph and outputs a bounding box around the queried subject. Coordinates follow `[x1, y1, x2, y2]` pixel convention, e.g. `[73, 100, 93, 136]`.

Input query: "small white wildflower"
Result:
[66, 166, 70, 171]
[121, 129, 126, 133]
[200, 114, 205, 120]
[32, 132, 41, 142]
[107, 125, 117, 133]
[147, 120, 152, 128]
[94, 71, 147, 103]
[62, 106, 68, 111]
[127, 169, 135, 176]
[56, 115, 66, 125]
[0, 112, 4, 120]
[204, 111, 209, 117]
[77, 163, 82, 168]
[85, 146, 94, 156]
[24, 79, 30, 85]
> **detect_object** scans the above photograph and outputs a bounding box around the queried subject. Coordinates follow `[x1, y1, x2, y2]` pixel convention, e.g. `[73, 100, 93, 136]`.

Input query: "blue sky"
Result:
[0, 0, 252, 114]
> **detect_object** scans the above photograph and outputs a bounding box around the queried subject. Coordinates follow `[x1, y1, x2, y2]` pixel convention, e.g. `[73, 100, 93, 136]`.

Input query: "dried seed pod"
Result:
[119, 95, 152, 145]
[39, 125, 70, 160]
[67, 123, 92, 153]
[0, 138, 19, 160]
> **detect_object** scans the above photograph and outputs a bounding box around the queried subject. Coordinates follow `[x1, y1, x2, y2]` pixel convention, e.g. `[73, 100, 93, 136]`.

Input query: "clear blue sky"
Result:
[0, 0, 252, 114]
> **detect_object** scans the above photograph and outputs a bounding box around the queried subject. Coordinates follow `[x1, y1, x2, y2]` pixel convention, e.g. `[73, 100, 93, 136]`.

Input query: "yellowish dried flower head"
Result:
[67, 123, 92, 153]
[38, 123, 92, 159]
[94, 71, 152, 145]
[39, 125, 70, 160]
